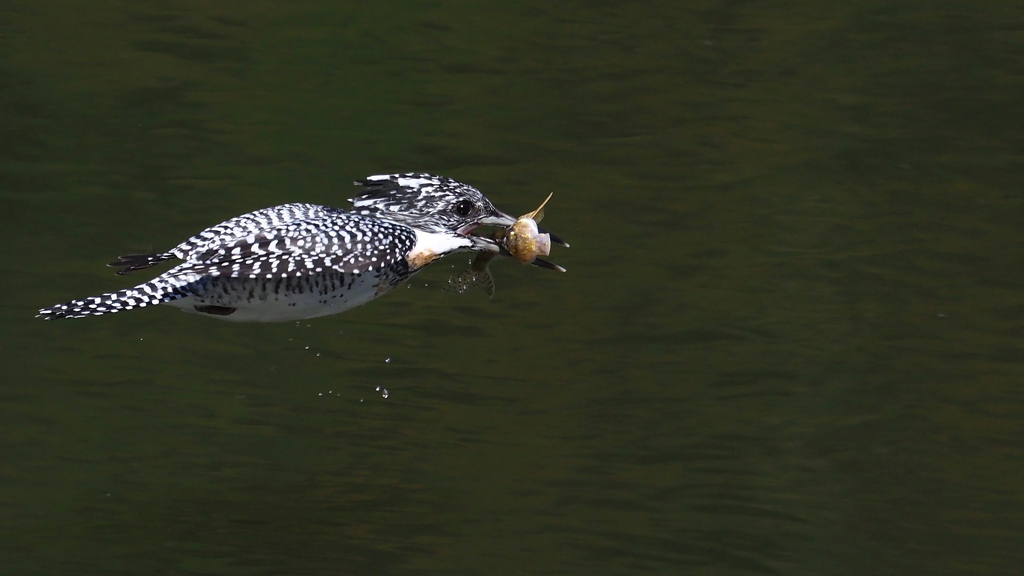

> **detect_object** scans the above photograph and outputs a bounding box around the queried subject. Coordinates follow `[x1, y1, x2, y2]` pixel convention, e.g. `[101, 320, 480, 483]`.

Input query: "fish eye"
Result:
[454, 199, 474, 217]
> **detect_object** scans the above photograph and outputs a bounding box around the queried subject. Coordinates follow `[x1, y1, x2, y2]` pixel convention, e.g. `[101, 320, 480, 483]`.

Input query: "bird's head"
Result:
[348, 173, 517, 249]
[350, 173, 567, 268]
[350, 173, 515, 236]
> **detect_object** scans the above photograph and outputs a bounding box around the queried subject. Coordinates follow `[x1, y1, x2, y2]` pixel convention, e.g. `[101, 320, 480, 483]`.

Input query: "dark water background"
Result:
[3, 1, 1023, 574]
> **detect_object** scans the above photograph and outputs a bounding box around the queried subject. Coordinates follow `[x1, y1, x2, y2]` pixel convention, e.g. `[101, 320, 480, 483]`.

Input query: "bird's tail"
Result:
[38, 276, 194, 320]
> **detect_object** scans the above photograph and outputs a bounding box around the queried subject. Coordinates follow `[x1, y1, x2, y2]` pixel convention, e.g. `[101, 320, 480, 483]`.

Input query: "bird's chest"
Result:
[178, 268, 410, 321]
[403, 229, 468, 273]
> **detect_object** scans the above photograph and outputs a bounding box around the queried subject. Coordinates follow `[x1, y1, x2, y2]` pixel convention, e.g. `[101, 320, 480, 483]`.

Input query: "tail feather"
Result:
[108, 253, 175, 275]
[38, 279, 191, 320]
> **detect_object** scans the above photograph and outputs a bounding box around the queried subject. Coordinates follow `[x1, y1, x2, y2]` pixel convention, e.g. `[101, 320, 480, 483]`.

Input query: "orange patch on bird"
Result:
[405, 247, 439, 272]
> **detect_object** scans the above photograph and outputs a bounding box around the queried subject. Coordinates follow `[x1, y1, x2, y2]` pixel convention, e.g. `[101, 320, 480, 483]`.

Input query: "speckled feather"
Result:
[177, 210, 416, 279]
[38, 173, 514, 322]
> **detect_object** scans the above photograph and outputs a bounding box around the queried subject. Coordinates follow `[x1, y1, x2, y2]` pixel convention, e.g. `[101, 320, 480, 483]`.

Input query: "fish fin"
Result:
[522, 192, 553, 223]
[445, 254, 496, 297]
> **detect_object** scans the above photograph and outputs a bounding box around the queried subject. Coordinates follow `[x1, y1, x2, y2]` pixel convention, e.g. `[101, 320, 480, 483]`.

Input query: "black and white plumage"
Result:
[38, 173, 557, 322]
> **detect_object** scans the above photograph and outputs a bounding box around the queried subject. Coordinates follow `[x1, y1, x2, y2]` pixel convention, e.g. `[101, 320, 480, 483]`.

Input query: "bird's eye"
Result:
[454, 199, 474, 217]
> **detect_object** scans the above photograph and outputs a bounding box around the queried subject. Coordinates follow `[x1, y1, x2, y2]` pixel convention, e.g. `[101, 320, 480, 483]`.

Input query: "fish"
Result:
[501, 192, 556, 266]
[446, 193, 567, 296]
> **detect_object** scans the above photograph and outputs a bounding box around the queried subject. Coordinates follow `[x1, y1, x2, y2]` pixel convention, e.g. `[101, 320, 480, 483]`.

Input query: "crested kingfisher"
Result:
[37, 173, 566, 322]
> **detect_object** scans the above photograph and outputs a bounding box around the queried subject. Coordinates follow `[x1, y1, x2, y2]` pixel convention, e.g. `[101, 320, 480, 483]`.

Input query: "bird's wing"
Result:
[171, 211, 417, 279]
[109, 204, 345, 276]
[170, 203, 342, 261]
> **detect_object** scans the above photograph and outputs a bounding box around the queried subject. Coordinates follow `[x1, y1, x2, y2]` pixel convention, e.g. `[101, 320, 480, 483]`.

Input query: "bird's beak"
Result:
[477, 211, 517, 228]
[467, 234, 502, 253]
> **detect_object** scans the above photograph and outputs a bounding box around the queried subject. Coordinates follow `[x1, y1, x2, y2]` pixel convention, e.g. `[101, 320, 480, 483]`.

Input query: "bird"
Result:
[37, 173, 566, 322]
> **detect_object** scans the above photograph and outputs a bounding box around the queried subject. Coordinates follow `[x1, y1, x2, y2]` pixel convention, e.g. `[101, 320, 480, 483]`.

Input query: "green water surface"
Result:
[2, 1, 1023, 574]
